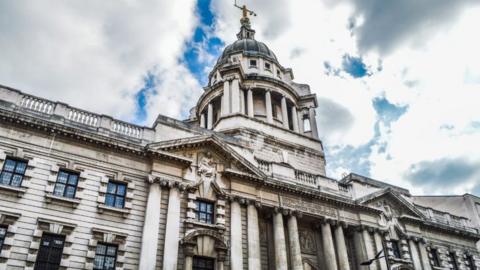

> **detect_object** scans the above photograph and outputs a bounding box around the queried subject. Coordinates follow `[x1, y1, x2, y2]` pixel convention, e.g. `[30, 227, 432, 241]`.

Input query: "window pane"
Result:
[206, 204, 212, 213]
[15, 162, 27, 174]
[116, 184, 126, 196]
[11, 174, 23, 186]
[94, 255, 105, 268]
[0, 227, 6, 237]
[107, 182, 116, 194]
[65, 186, 76, 198]
[0, 172, 12, 185]
[57, 171, 68, 183]
[96, 244, 106, 255]
[68, 174, 78, 185]
[3, 159, 16, 172]
[53, 183, 65, 196]
[200, 203, 206, 212]
[105, 194, 115, 207]
[105, 256, 116, 268]
[106, 246, 117, 256]
[115, 196, 124, 208]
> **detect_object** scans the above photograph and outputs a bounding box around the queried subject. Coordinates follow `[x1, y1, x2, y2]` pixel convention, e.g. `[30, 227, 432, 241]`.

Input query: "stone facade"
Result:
[0, 13, 479, 270]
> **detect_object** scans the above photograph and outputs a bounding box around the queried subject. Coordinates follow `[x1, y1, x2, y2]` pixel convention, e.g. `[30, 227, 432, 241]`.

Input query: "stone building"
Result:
[0, 10, 479, 270]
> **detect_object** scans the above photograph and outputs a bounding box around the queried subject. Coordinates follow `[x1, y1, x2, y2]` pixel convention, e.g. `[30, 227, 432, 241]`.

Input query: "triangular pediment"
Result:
[357, 188, 425, 220]
[147, 134, 265, 181]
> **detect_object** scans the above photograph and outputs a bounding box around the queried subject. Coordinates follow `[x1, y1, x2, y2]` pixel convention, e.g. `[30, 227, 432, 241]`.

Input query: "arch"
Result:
[181, 229, 229, 253]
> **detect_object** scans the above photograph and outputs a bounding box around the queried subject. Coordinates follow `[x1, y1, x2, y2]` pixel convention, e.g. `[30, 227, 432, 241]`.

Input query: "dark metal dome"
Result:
[217, 38, 278, 65]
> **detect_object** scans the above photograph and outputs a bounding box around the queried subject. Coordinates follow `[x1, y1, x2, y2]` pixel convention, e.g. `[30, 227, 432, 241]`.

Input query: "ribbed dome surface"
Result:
[217, 39, 278, 64]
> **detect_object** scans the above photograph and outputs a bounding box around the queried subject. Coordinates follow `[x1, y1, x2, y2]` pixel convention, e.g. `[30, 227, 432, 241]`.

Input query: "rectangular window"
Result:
[431, 248, 441, 267]
[105, 181, 126, 208]
[391, 240, 401, 258]
[448, 252, 459, 270]
[249, 59, 257, 68]
[264, 62, 271, 71]
[193, 256, 215, 270]
[195, 200, 214, 224]
[303, 116, 311, 133]
[53, 170, 79, 199]
[93, 243, 117, 270]
[0, 226, 7, 251]
[277, 70, 281, 78]
[0, 158, 27, 187]
[34, 233, 65, 270]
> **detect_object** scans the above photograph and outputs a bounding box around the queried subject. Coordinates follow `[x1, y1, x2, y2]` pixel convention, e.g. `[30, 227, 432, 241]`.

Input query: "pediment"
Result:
[147, 135, 265, 190]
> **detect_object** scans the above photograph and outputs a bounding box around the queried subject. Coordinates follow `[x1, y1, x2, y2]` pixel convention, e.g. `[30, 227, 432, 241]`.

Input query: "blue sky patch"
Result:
[342, 54, 369, 78]
[373, 97, 408, 125]
[134, 73, 157, 124]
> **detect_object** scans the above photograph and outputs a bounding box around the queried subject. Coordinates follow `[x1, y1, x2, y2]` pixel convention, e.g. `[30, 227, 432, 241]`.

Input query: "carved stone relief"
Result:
[299, 228, 316, 254]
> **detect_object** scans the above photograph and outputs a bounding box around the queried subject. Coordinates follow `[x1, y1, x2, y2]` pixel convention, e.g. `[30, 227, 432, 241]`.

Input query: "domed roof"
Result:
[217, 38, 278, 65]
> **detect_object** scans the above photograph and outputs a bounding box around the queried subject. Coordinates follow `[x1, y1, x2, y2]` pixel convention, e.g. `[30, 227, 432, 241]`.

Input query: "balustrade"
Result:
[294, 170, 317, 186]
[112, 121, 142, 138]
[67, 109, 99, 127]
[20, 95, 54, 114]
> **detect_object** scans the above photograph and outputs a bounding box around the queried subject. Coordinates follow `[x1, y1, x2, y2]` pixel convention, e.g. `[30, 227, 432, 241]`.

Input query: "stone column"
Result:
[247, 89, 254, 117]
[281, 96, 289, 129]
[291, 106, 299, 132]
[265, 90, 273, 124]
[362, 229, 377, 270]
[373, 232, 388, 270]
[308, 107, 318, 139]
[139, 180, 162, 270]
[207, 103, 213, 130]
[321, 221, 338, 270]
[222, 80, 230, 116]
[184, 256, 192, 270]
[163, 186, 181, 270]
[230, 199, 243, 270]
[418, 241, 432, 270]
[353, 230, 367, 268]
[334, 225, 351, 270]
[247, 203, 261, 270]
[273, 210, 288, 270]
[240, 89, 245, 114]
[287, 213, 303, 270]
[409, 239, 422, 270]
[200, 113, 205, 128]
[231, 78, 240, 113]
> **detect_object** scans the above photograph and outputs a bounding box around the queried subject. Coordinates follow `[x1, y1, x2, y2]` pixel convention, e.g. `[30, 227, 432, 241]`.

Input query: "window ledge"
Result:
[185, 219, 226, 231]
[45, 193, 80, 206]
[98, 204, 130, 217]
[0, 183, 26, 197]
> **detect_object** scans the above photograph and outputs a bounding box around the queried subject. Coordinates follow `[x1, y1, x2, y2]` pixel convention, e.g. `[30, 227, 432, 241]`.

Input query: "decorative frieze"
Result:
[280, 196, 337, 218]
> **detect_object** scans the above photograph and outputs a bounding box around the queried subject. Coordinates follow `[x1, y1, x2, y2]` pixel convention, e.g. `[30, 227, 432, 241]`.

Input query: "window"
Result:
[466, 254, 476, 270]
[34, 233, 65, 270]
[0, 226, 6, 251]
[93, 243, 117, 270]
[53, 170, 79, 199]
[448, 252, 459, 270]
[277, 70, 281, 78]
[303, 116, 311, 133]
[391, 240, 401, 258]
[0, 158, 27, 187]
[264, 62, 271, 71]
[249, 59, 257, 68]
[195, 200, 214, 224]
[105, 181, 126, 208]
[431, 248, 441, 267]
[193, 256, 215, 270]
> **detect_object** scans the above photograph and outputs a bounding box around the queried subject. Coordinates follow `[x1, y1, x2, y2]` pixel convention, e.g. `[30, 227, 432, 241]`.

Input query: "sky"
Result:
[1, 0, 480, 196]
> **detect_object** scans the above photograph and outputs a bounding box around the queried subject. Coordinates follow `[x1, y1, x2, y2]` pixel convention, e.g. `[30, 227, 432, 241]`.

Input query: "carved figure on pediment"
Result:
[378, 201, 405, 238]
[299, 229, 315, 254]
[197, 152, 216, 195]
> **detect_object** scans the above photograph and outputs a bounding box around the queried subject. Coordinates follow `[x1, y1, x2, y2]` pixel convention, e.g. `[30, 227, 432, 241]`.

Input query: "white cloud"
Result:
[0, 0, 198, 123]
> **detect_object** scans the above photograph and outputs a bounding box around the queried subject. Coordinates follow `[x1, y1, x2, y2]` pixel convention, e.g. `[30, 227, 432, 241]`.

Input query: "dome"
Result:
[216, 38, 278, 65]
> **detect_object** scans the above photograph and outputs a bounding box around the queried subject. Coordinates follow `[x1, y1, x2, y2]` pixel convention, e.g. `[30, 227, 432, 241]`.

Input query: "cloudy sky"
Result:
[1, 0, 480, 196]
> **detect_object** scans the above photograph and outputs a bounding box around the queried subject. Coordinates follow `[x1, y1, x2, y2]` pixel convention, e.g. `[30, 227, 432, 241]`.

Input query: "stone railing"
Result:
[256, 159, 271, 174]
[0, 86, 153, 142]
[20, 94, 55, 114]
[416, 205, 477, 233]
[112, 120, 142, 138]
[67, 108, 99, 127]
[294, 170, 317, 187]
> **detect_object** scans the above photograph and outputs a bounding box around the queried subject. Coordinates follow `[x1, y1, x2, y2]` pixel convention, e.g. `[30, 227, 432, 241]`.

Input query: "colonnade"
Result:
[199, 77, 318, 138]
